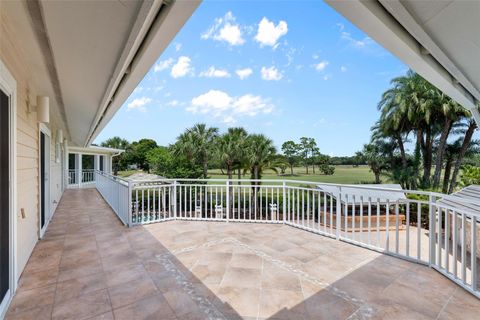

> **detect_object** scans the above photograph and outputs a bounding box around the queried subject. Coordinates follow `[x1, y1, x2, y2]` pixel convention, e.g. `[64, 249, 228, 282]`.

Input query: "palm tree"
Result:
[216, 127, 247, 180]
[100, 136, 129, 149]
[359, 142, 388, 184]
[188, 123, 218, 178]
[172, 131, 195, 163]
[378, 70, 452, 187]
[431, 99, 470, 189]
[227, 127, 248, 181]
[448, 120, 478, 193]
[245, 134, 277, 184]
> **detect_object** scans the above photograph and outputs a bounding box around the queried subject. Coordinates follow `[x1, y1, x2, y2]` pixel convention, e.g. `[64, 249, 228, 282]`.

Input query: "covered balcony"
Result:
[5, 176, 480, 319]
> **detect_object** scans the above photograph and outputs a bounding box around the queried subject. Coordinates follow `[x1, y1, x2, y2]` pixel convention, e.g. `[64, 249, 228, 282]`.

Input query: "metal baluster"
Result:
[461, 213, 466, 282]
[417, 202, 421, 261]
[345, 194, 349, 239]
[386, 200, 390, 251]
[445, 209, 450, 272]
[352, 195, 357, 240]
[376, 198, 380, 247]
[395, 200, 399, 254]
[360, 196, 364, 243]
[453, 210, 458, 278]
[367, 197, 372, 246]
[406, 201, 410, 257]
[141, 189, 145, 223]
[438, 208, 443, 268]
[322, 192, 326, 234]
[471, 216, 477, 291]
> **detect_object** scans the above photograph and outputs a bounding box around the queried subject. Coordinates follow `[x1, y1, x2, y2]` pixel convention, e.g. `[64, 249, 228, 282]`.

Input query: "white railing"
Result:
[67, 169, 96, 188]
[93, 176, 479, 298]
[82, 169, 95, 184]
[94, 171, 131, 225]
[68, 169, 77, 185]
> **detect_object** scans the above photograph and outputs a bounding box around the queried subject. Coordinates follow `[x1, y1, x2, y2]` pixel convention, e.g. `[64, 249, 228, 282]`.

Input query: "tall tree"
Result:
[100, 137, 129, 174]
[299, 137, 316, 174]
[281, 141, 299, 175]
[215, 127, 247, 180]
[188, 123, 219, 178]
[448, 120, 478, 193]
[431, 99, 469, 189]
[245, 134, 277, 183]
[359, 142, 388, 184]
[172, 131, 195, 163]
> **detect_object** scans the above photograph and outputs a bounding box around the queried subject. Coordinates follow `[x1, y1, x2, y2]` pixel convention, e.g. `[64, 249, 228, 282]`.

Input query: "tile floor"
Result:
[5, 189, 479, 319]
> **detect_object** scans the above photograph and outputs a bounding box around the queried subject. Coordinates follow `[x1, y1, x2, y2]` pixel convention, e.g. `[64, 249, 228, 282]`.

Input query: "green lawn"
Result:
[209, 165, 391, 185]
[116, 170, 141, 178]
[118, 165, 391, 185]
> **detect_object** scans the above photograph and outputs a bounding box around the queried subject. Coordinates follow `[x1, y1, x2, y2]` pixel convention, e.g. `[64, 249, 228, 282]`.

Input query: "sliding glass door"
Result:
[0, 87, 10, 316]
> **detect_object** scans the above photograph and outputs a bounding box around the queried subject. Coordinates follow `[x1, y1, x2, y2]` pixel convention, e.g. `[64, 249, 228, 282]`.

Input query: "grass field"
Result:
[118, 165, 391, 185]
[209, 165, 391, 185]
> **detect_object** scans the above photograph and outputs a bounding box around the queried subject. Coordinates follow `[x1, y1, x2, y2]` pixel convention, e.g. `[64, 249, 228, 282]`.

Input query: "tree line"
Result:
[357, 70, 479, 192]
[100, 125, 335, 180]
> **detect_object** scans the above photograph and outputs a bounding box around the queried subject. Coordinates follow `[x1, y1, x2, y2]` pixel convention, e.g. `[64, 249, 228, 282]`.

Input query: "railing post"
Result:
[226, 180, 230, 223]
[336, 186, 342, 240]
[127, 180, 133, 227]
[173, 181, 177, 220]
[282, 181, 286, 224]
[429, 193, 436, 267]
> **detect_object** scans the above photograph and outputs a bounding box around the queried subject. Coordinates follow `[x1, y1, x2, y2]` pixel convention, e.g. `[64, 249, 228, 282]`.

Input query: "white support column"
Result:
[94, 155, 99, 171]
[77, 153, 82, 188]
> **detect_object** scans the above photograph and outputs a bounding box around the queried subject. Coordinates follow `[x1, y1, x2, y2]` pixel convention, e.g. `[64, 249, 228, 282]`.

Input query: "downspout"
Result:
[110, 151, 124, 175]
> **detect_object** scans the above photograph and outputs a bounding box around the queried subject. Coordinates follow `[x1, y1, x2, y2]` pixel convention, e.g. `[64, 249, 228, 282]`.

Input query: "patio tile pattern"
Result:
[6, 189, 479, 319]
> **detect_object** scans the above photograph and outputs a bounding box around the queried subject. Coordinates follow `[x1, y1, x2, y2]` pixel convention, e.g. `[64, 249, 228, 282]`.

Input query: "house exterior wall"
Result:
[1, 11, 65, 276]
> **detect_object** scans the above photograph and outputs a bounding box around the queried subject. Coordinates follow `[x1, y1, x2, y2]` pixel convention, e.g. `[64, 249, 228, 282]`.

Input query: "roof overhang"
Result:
[1, 0, 200, 147]
[325, 0, 480, 126]
[68, 146, 124, 156]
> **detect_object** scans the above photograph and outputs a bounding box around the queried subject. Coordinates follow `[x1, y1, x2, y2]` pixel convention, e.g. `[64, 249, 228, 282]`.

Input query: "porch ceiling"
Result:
[1, 0, 200, 146]
[40, 0, 145, 146]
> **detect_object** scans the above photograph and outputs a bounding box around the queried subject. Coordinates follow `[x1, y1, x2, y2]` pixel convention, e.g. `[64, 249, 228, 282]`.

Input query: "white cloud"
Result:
[341, 31, 373, 49]
[235, 68, 253, 80]
[166, 100, 181, 107]
[314, 60, 329, 72]
[201, 12, 245, 46]
[323, 74, 331, 81]
[261, 66, 283, 81]
[255, 17, 288, 47]
[171, 56, 192, 78]
[127, 97, 152, 112]
[174, 43, 182, 52]
[188, 90, 274, 123]
[199, 66, 231, 78]
[154, 58, 174, 72]
[340, 66, 347, 72]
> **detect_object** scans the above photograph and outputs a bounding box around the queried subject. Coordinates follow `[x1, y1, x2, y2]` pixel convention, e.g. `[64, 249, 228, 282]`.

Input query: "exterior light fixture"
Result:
[27, 95, 50, 123]
[57, 129, 63, 143]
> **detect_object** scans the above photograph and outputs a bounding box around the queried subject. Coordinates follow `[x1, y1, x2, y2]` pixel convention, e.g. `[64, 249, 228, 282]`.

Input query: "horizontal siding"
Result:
[1, 9, 67, 277]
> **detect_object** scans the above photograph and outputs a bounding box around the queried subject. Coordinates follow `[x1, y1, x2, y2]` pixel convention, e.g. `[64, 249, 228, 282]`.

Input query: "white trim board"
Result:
[0, 57, 18, 319]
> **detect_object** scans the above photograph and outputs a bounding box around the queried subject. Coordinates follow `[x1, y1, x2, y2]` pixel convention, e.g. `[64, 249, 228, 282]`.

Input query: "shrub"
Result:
[319, 164, 335, 175]
[460, 165, 480, 187]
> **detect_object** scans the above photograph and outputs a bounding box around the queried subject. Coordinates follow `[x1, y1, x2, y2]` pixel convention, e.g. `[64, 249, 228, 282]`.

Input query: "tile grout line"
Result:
[435, 286, 457, 320]
[167, 237, 375, 319]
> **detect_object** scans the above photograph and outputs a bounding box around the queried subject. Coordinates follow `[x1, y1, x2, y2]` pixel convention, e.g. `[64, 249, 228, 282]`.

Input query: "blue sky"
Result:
[95, 0, 409, 156]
